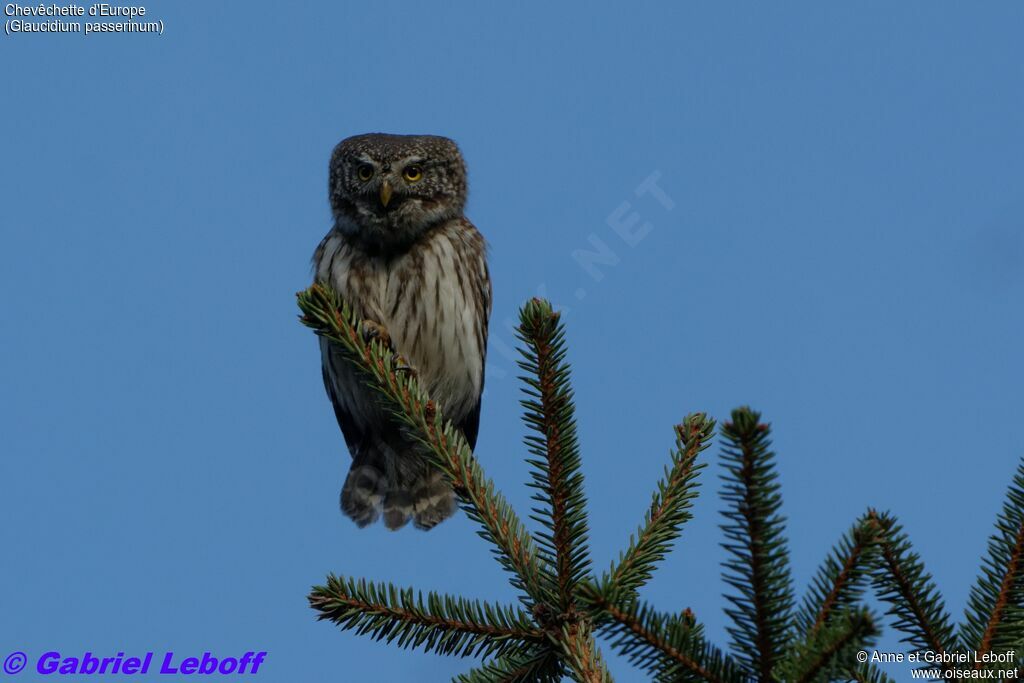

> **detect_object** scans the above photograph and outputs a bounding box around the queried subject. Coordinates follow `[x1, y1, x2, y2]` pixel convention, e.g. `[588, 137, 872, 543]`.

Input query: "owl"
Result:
[312, 133, 491, 531]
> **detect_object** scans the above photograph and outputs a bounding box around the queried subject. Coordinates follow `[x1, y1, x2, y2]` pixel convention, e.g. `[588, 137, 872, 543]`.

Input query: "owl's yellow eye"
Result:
[403, 165, 423, 183]
[356, 164, 374, 182]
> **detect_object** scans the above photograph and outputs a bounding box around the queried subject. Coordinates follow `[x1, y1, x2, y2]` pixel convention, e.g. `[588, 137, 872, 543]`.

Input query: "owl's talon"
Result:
[360, 320, 392, 349]
[393, 354, 415, 375]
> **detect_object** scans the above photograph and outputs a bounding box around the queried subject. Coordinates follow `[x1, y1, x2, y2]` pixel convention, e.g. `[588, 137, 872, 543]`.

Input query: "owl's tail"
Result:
[340, 446, 456, 531]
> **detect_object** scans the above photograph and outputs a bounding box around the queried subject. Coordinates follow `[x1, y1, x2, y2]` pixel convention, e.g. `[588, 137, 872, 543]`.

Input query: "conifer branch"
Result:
[298, 283, 548, 604]
[780, 608, 879, 683]
[308, 575, 545, 658]
[795, 515, 881, 639]
[867, 510, 957, 660]
[300, 286, 1006, 682]
[601, 415, 713, 599]
[453, 646, 564, 683]
[517, 298, 591, 611]
[720, 407, 795, 681]
[560, 620, 613, 683]
[960, 458, 1024, 668]
[587, 589, 743, 683]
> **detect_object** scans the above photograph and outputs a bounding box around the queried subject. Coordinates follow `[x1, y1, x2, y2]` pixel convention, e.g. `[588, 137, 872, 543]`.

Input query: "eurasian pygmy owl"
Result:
[312, 133, 491, 530]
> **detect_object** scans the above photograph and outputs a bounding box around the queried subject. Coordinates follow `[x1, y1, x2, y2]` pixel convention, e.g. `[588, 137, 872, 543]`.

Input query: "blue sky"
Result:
[2, 2, 1022, 681]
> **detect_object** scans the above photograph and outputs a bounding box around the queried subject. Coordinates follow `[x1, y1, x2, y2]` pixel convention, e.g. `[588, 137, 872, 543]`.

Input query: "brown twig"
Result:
[975, 517, 1024, 667]
[867, 511, 952, 663]
[606, 419, 705, 592]
[588, 592, 722, 683]
[526, 307, 575, 609]
[810, 522, 876, 636]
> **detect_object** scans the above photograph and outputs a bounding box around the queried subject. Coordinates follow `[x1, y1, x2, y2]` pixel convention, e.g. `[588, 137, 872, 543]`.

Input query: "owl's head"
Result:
[329, 133, 468, 250]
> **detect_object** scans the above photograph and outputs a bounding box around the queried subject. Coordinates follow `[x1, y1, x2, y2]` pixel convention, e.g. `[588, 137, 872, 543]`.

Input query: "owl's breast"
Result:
[314, 226, 488, 421]
[314, 232, 397, 322]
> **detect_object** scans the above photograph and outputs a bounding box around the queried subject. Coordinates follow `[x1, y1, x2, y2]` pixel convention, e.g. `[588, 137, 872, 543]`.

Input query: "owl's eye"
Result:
[356, 164, 374, 182]
[403, 165, 423, 183]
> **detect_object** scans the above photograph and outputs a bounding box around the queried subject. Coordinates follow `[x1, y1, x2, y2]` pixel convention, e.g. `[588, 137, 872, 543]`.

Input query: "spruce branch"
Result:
[601, 415, 713, 600]
[587, 587, 743, 683]
[560, 620, 614, 683]
[867, 510, 957, 662]
[517, 298, 592, 612]
[795, 515, 881, 640]
[719, 407, 795, 681]
[298, 285, 980, 682]
[308, 575, 545, 658]
[778, 608, 879, 683]
[959, 458, 1024, 668]
[297, 283, 548, 604]
[453, 646, 564, 683]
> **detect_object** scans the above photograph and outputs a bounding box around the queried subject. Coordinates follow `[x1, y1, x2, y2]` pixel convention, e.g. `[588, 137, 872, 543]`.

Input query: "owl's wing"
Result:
[456, 243, 492, 452]
[320, 338, 365, 457]
[458, 401, 482, 451]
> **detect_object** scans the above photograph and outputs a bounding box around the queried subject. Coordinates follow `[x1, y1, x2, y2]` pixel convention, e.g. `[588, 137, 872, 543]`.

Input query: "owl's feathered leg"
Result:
[378, 442, 457, 531]
[380, 467, 456, 530]
[340, 446, 388, 527]
[410, 470, 457, 530]
[341, 437, 454, 531]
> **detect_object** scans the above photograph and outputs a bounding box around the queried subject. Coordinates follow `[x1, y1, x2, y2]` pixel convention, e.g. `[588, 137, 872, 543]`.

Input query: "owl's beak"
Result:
[379, 181, 393, 208]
